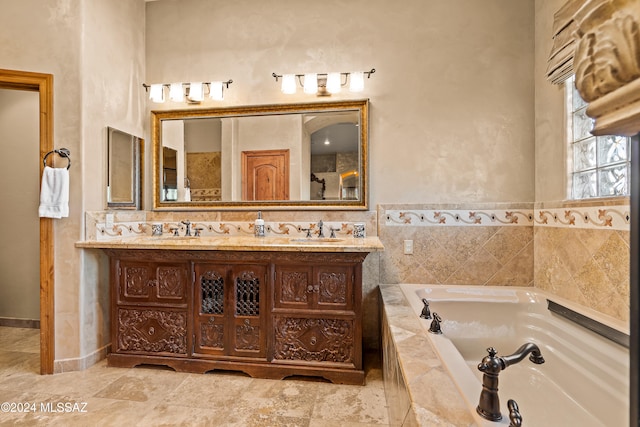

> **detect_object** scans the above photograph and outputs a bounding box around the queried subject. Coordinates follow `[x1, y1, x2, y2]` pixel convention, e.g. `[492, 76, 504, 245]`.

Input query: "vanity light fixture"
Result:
[142, 80, 233, 103]
[272, 68, 375, 96]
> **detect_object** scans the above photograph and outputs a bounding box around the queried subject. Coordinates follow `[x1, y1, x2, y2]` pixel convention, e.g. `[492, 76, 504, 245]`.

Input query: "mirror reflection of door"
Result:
[242, 149, 290, 200]
[163, 147, 178, 201]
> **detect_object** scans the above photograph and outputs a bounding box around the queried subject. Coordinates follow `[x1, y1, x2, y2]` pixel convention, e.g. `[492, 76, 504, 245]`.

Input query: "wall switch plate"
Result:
[105, 213, 114, 229]
[403, 239, 413, 255]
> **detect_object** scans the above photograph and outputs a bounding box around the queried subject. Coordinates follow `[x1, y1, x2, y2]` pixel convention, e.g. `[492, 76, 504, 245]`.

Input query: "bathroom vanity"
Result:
[79, 236, 383, 384]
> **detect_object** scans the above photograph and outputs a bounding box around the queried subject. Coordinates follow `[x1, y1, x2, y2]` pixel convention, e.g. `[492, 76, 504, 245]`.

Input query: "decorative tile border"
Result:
[94, 220, 360, 241]
[384, 209, 534, 227]
[384, 205, 630, 230]
[533, 205, 630, 231]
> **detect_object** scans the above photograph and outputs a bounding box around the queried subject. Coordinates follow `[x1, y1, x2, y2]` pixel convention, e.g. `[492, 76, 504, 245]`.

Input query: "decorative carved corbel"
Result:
[572, 0, 640, 135]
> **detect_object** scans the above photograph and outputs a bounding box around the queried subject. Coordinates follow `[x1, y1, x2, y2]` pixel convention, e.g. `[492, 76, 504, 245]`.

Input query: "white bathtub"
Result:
[399, 284, 630, 427]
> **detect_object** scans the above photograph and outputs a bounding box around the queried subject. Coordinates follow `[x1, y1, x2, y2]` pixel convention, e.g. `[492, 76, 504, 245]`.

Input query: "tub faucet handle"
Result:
[420, 298, 432, 319]
[508, 399, 523, 427]
[428, 312, 442, 334]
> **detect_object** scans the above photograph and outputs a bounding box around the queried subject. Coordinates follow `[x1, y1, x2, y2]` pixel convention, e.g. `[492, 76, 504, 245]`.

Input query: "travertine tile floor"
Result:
[0, 327, 389, 426]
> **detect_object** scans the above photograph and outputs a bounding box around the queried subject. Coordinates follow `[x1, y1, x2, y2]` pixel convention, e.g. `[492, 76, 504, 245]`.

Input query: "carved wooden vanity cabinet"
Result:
[104, 248, 370, 384]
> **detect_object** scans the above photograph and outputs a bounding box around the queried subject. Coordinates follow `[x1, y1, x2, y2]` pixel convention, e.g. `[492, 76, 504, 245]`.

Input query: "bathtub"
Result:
[398, 284, 629, 427]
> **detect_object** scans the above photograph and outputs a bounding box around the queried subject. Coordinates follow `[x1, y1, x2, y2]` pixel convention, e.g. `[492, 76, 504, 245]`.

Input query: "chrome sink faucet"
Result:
[476, 343, 545, 421]
[317, 220, 324, 238]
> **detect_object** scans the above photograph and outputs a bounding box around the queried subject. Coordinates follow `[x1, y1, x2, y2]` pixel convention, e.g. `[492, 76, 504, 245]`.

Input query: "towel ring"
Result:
[43, 148, 71, 170]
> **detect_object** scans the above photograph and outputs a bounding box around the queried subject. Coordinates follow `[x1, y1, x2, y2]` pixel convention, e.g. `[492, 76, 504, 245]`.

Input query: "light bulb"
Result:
[188, 82, 204, 101]
[209, 81, 224, 100]
[303, 73, 318, 94]
[326, 73, 342, 94]
[281, 74, 296, 94]
[169, 83, 184, 102]
[349, 71, 365, 92]
[149, 84, 165, 103]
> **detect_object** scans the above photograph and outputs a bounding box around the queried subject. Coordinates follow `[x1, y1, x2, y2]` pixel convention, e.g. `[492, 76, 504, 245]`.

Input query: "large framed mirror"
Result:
[107, 127, 142, 209]
[152, 99, 368, 210]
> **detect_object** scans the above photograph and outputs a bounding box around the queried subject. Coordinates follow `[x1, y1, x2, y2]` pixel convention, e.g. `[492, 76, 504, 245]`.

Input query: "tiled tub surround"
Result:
[534, 200, 630, 322]
[379, 204, 536, 287]
[380, 284, 475, 427]
[378, 201, 630, 323]
[381, 283, 629, 427]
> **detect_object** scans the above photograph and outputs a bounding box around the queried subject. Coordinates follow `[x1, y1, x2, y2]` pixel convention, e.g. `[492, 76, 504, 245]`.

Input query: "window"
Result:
[567, 75, 631, 199]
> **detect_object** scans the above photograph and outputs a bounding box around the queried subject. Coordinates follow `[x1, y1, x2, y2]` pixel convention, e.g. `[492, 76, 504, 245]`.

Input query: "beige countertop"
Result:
[75, 235, 384, 252]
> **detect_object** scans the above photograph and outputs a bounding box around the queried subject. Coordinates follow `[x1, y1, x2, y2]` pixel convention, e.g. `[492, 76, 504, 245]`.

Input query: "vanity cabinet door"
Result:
[314, 265, 354, 311]
[193, 263, 267, 359]
[117, 260, 189, 306]
[194, 263, 227, 356]
[274, 265, 314, 309]
[274, 264, 354, 311]
[272, 314, 357, 367]
[116, 307, 188, 356]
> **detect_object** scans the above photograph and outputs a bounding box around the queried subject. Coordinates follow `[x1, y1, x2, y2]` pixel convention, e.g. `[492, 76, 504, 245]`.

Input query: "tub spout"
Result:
[501, 342, 545, 368]
[476, 343, 545, 421]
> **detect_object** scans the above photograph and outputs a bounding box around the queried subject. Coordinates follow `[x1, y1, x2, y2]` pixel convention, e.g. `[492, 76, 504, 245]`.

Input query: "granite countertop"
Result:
[75, 235, 384, 252]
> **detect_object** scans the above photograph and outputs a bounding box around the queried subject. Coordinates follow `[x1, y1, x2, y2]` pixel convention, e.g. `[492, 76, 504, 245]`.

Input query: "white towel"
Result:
[38, 166, 69, 218]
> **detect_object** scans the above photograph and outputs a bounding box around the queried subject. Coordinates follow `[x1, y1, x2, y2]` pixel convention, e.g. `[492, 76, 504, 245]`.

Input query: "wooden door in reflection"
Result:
[242, 149, 289, 200]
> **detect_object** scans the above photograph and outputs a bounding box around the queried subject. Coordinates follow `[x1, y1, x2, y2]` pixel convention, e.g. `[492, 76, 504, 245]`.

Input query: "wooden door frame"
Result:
[0, 69, 54, 374]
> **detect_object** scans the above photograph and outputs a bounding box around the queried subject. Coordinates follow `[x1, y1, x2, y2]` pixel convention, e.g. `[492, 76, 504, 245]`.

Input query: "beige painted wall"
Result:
[145, 0, 535, 207]
[1, 0, 84, 360]
[0, 0, 146, 365]
[534, 0, 568, 202]
[0, 89, 40, 321]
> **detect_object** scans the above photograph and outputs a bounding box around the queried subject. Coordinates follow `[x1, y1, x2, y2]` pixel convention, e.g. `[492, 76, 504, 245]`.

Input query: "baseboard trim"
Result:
[0, 317, 40, 329]
[54, 344, 111, 373]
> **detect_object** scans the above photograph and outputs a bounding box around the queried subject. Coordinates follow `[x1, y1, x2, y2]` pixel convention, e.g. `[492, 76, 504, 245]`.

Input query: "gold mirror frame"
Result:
[152, 99, 369, 210]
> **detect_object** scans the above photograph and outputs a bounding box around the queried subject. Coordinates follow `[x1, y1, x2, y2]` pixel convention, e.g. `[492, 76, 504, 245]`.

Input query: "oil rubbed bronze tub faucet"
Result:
[476, 343, 545, 421]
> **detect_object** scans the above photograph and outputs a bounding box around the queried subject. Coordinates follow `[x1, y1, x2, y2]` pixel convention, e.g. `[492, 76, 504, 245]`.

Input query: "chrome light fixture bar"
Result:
[272, 69, 375, 96]
[142, 80, 233, 103]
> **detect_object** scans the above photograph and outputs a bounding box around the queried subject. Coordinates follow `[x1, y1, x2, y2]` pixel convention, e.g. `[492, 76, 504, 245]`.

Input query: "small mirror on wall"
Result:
[107, 127, 142, 209]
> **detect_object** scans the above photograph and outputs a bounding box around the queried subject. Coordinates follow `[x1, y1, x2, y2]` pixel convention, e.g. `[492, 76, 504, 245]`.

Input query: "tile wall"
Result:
[378, 203, 535, 286]
[534, 200, 630, 322]
[378, 200, 630, 323]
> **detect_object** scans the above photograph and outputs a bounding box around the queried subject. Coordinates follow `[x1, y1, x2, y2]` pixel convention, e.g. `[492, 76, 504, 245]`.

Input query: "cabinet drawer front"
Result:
[118, 261, 189, 305]
[273, 316, 355, 364]
[116, 308, 187, 355]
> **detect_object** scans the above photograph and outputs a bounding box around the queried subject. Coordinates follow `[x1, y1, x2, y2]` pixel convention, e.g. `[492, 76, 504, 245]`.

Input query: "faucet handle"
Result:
[420, 298, 431, 319]
[507, 399, 522, 427]
[428, 312, 442, 334]
[300, 227, 312, 238]
[329, 227, 340, 238]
